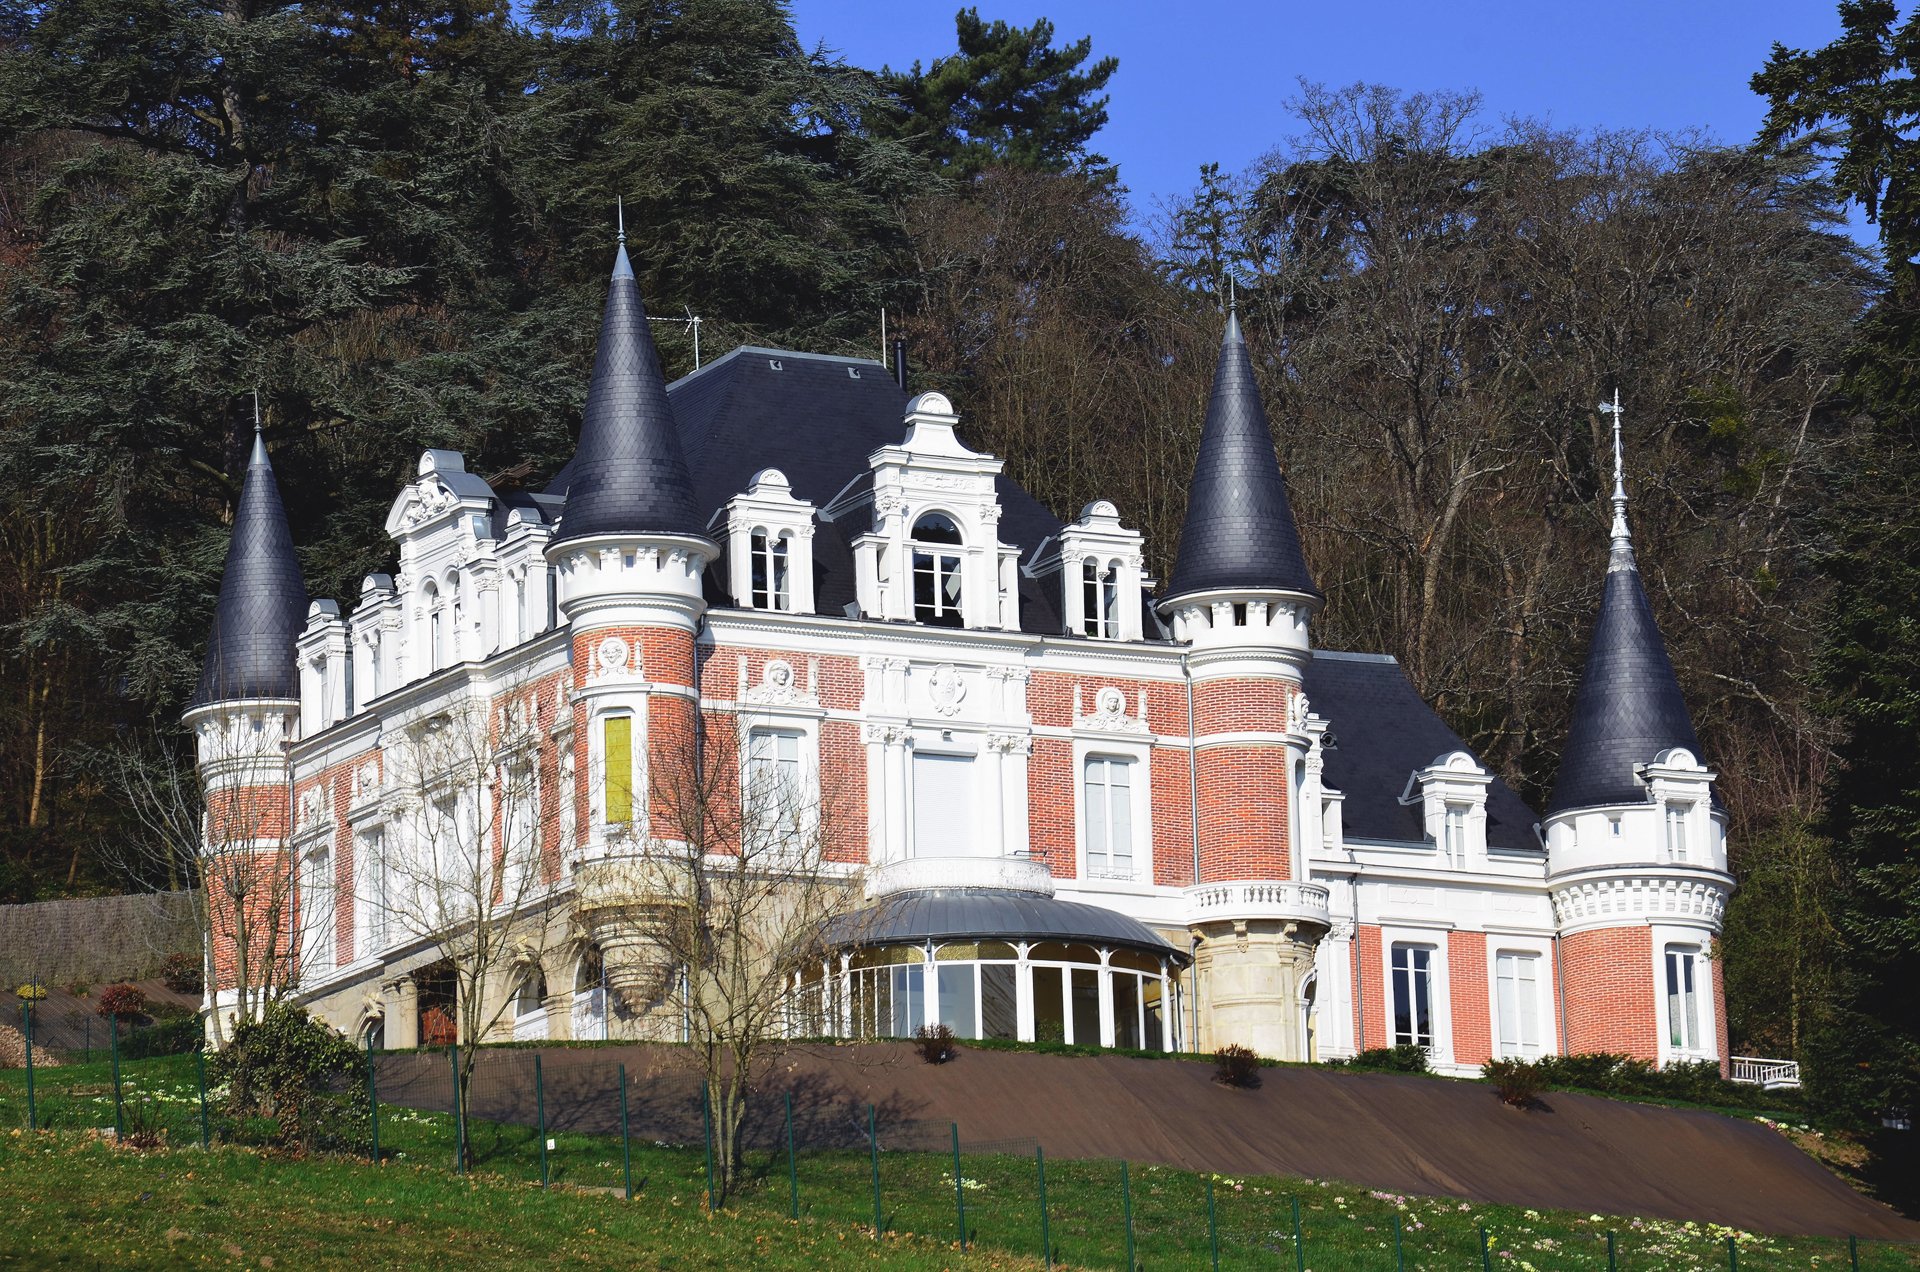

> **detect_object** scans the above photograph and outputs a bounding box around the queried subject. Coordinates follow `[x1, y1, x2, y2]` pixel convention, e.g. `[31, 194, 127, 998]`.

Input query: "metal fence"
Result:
[3, 1021, 1915, 1272]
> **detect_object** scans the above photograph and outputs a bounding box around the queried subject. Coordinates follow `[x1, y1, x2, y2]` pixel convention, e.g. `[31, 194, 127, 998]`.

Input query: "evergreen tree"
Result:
[1756, 0, 1920, 1120]
[868, 7, 1117, 178]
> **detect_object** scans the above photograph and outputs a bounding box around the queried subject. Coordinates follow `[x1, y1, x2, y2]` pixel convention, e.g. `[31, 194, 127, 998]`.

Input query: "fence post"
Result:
[1036, 1144, 1052, 1270]
[1205, 1175, 1219, 1272]
[786, 1092, 799, 1221]
[1850, 1234, 1859, 1272]
[449, 1044, 465, 1175]
[1120, 1161, 1135, 1272]
[867, 1103, 882, 1239]
[951, 1123, 967, 1251]
[110, 1018, 124, 1139]
[1290, 1195, 1305, 1272]
[197, 1046, 211, 1150]
[1728, 1235, 1739, 1271]
[1479, 1224, 1492, 1272]
[617, 1063, 633, 1202]
[702, 1083, 717, 1212]
[1392, 1214, 1405, 1272]
[21, 1004, 35, 1132]
[1607, 1229, 1617, 1271]
[364, 1034, 379, 1163]
[534, 1053, 549, 1189]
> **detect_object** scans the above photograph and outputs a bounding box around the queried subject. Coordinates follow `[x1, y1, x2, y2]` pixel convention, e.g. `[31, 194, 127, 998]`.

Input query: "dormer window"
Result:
[911, 513, 965, 628]
[717, 470, 816, 615]
[1082, 559, 1121, 638]
[1666, 802, 1691, 862]
[750, 530, 792, 611]
[425, 583, 449, 672]
[1442, 804, 1468, 868]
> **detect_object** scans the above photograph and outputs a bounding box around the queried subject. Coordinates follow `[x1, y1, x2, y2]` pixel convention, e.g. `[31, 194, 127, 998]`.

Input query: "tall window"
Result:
[1390, 943, 1434, 1049]
[750, 530, 792, 611]
[1665, 945, 1700, 1050]
[426, 584, 447, 671]
[747, 728, 804, 844]
[1083, 756, 1135, 878]
[356, 830, 386, 960]
[501, 764, 538, 899]
[1494, 951, 1541, 1058]
[303, 846, 335, 976]
[1081, 559, 1119, 638]
[1666, 803, 1691, 862]
[603, 715, 634, 825]
[1442, 805, 1467, 867]
[912, 752, 975, 856]
[911, 513, 965, 627]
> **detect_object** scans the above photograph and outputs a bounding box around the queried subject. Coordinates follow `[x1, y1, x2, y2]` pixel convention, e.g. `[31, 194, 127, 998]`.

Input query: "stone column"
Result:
[385, 975, 420, 1050]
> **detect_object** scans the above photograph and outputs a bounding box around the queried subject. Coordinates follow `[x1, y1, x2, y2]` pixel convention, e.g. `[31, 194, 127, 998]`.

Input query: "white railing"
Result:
[512, 1007, 549, 1043]
[1729, 1055, 1801, 1089]
[571, 989, 607, 1041]
[865, 854, 1056, 899]
[1184, 879, 1332, 927]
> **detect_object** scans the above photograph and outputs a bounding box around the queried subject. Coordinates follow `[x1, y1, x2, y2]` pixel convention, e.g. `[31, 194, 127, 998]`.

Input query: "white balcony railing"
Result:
[865, 855, 1056, 900]
[1184, 879, 1332, 928]
[1729, 1056, 1802, 1090]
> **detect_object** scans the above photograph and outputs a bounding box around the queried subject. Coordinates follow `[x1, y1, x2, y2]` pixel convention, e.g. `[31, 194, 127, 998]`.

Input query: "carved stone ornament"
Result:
[927, 664, 967, 716]
[1078, 685, 1146, 734]
[594, 637, 633, 679]
[744, 659, 809, 707]
[861, 722, 909, 745]
[875, 493, 908, 517]
[298, 785, 328, 828]
[987, 732, 1032, 755]
[356, 763, 380, 796]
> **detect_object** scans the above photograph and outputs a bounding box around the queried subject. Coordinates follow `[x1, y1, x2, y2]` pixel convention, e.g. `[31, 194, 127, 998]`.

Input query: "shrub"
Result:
[13, 983, 46, 1003]
[122, 1014, 203, 1060]
[160, 952, 203, 995]
[207, 1002, 369, 1154]
[1527, 1052, 1801, 1112]
[95, 983, 147, 1023]
[1214, 1043, 1262, 1088]
[1334, 1045, 1431, 1074]
[1485, 1057, 1547, 1107]
[915, 1023, 957, 1065]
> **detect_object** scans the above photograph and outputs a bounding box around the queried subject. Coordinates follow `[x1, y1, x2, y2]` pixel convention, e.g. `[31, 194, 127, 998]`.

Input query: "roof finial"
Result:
[1598, 388, 1634, 572]
[252, 390, 262, 436]
[1227, 273, 1237, 315]
[616, 195, 626, 245]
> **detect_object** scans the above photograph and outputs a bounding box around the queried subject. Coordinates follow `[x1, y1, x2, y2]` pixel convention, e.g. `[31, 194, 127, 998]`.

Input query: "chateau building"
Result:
[189, 234, 1732, 1072]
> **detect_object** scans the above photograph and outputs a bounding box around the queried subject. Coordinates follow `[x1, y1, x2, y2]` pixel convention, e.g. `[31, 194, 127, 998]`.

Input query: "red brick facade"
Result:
[1357, 923, 1385, 1051]
[1448, 930, 1492, 1067]
[1559, 926, 1659, 1058]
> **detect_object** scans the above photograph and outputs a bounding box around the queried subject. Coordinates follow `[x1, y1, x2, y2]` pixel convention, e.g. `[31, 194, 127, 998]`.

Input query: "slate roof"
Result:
[1165, 311, 1318, 600]
[824, 888, 1185, 958]
[551, 346, 1071, 633]
[192, 431, 308, 706]
[548, 244, 704, 544]
[1305, 650, 1541, 851]
[1546, 564, 1702, 815]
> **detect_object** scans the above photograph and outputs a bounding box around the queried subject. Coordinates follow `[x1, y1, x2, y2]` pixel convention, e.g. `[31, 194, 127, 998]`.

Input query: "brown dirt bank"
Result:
[379, 1042, 1920, 1241]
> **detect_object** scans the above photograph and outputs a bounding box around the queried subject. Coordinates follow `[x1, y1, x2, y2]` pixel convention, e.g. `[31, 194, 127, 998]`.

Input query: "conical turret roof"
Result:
[1164, 310, 1317, 601]
[1547, 399, 1702, 813]
[191, 426, 308, 706]
[551, 239, 703, 544]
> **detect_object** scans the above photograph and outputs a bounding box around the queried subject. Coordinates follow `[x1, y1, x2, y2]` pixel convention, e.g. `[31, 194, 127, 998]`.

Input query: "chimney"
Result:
[892, 339, 907, 391]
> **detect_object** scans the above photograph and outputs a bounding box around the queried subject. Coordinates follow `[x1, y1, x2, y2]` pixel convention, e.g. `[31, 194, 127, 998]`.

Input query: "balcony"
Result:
[1729, 1055, 1802, 1090]
[865, 854, 1056, 900]
[1184, 879, 1332, 929]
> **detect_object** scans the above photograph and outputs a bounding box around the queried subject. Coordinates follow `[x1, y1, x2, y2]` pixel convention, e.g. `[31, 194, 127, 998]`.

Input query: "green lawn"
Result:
[2, 1054, 1916, 1270]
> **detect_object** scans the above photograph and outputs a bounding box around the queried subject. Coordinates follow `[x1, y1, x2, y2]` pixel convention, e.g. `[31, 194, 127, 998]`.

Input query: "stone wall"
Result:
[0, 891, 198, 987]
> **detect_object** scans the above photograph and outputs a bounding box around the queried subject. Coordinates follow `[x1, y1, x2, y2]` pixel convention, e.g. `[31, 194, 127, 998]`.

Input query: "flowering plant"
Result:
[13, 983, 47, 1003]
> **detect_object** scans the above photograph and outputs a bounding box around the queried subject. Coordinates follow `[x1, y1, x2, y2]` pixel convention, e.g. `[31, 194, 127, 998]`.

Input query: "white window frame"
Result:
[1072, 736, 1153, 886]
[589, 705, 643, 838]
[1658, 938, 1712, 1061]
[910, 743, 979, 858]
[301, 841, 336, 979]
[749, 528, 793, 612]
[1442, 804, 1468, 868]
[1080, 557, 1122, 639]
[1490, 945, 1549, 1060]
[1665, 801, 1692, 863]
[353, 827, 387, 962]
[909, 511, 967, 627]
[745, 724, 811, 860]
[1380, 925, 1453, 1064]
[1081, 753, 1140, 881]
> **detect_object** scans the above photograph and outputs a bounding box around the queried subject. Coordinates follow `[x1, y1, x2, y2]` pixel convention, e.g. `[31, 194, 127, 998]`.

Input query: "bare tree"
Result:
[109, 714, 315, 1049]
[377, 683, 559, 1143]
[588, 712, 857, 1202]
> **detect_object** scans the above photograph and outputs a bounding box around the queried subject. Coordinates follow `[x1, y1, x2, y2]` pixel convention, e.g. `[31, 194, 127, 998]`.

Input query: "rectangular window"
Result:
[937, 963, 977, 1040]
[1113, 972, 1142, 1049]
[604, 716, 634, 825]
[1083, 755, 1135, 878]
[1390, 943, 1434, 1049]
[912, 752, 975, 856]
[747, 728, 805, 846]
[304, 847, 335, 974]
[1666, 804, 1691, 862]
[1665, 946, 1700, 1050]
[750, 531, 791, 612]
[1494, 951, 1541, 1058]
[980, 964, 1018, 1040]
[1442, 805, 1467, 867]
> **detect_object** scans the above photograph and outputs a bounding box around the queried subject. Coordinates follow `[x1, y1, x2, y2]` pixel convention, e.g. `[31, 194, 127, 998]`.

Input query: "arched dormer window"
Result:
[911, 512, 965, 628]
[750, 528, 791, 612]
[1082, 558, 1121, 638]
[444, 569, 462, 664]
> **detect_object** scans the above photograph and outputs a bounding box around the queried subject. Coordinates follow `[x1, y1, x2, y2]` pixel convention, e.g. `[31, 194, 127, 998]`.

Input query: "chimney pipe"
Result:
[892, 339, 907, 392]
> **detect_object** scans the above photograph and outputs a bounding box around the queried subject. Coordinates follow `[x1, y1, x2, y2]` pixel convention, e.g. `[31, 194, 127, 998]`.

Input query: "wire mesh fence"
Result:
[4, 1029, 1917, 1271]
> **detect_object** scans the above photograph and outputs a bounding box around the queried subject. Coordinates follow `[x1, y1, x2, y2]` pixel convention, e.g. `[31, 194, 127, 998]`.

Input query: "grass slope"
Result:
[2, 1055, 1916, 1270]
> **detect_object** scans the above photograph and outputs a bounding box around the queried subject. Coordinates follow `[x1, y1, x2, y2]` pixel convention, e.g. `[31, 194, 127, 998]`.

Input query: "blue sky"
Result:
[791, 0, 1864, 233]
